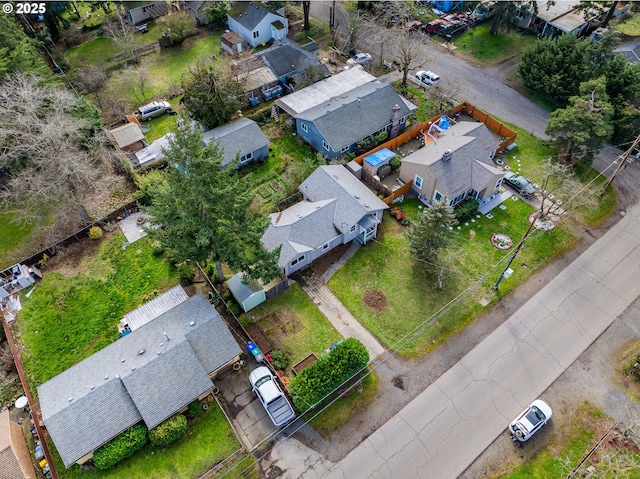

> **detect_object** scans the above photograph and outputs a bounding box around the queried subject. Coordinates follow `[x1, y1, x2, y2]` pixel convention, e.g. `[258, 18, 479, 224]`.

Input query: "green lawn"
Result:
[329, 196, 575, 358]
[498, 403, 640, 479]
[51, 403, 257, 479]
[0, 211, 35, 269]
[615, 11, 640, 37]
[454, 23, 537, 65]
[243, 283, 342, 373]
[16, 232, 179, 391]
[108, 32, 224, 109]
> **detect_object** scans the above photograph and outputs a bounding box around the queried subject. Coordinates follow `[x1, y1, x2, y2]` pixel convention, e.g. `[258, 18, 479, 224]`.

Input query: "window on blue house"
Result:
[301, 123, 308, 133]
[253, 31, 259, 39]
[322, 140, 329, 151]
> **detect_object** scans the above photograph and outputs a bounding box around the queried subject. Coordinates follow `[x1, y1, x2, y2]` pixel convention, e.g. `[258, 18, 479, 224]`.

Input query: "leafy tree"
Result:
[158, 11, 198, 49]
[205, 1, 230, 23]
[144, 119, 281, 283]
[0, 74, 108, 230]
[181, 58, 247, 130]
[405, 200, 457, 289]
[489, 1, 536, 35]
[545, 77, 614, 166]
[519, 34, 593, 105]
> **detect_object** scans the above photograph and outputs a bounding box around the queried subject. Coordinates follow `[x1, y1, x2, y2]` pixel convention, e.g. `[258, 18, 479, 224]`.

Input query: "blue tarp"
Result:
[364, 148, 397, 167]
[438, 116, 450, 130]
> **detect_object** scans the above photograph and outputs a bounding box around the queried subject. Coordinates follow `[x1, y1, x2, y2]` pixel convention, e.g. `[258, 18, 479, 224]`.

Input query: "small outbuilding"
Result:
[227, 273, 266, 313]
[107, 123, 147, 153]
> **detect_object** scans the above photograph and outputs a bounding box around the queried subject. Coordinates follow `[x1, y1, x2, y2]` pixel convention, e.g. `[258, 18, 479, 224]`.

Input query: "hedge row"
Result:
[289, 338, 369, 413]
[149, 414, 188, 447]
[93, 424, 148, 470]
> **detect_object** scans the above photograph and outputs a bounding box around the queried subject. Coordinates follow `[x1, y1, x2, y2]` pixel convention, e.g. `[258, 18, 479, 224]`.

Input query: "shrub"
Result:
[88, 226, 103, 240]
[93, 424, 148, 470]
[158, 12, 198, 49]
[177, 263, 195, 285]
[289, 338, 369, 413]
[389, 156, 401, 171]
[148, 414, 188, 447]
[270, 349, 290, 371]
[454, 198, 479, 222]
[186, 400, 203, 419]
[151, 240, 164, 256]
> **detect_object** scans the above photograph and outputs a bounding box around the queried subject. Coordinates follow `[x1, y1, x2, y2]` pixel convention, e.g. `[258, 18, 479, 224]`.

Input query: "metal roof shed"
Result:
[227, 273, 266, 313]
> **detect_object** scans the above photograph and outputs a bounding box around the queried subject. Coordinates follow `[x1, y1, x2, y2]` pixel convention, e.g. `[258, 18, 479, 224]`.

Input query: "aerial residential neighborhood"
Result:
[1, 1, 640, 479]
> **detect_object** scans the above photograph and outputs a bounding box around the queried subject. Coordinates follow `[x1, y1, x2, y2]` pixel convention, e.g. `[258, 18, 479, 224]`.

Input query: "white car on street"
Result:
[509, 399, 552, 442]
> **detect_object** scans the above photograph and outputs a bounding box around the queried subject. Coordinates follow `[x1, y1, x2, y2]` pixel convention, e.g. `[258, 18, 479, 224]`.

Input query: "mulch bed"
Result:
[310, 243, 351, 277]
[245, 323, 273, 355]
[292, 353, 318, 375]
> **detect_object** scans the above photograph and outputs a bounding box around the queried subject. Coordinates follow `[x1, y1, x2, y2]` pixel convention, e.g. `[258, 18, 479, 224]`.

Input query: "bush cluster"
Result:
[454, 198, 479, 222]
[92, 424, 148, 470]
[149, 414, 188, 447]
[289, 338, 369, 413]
[270, 349, 290, 371]
[177, 262, 195, 285]
[88, 226, 103, 240]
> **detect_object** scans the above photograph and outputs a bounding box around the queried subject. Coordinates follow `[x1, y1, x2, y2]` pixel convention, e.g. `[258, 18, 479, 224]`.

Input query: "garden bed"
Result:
[292, 353, 317, 375]
[246, 323, 273, 355]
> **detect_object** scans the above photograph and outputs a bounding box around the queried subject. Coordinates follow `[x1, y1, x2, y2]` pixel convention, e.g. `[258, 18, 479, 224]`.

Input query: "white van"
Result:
[415, 70, 440, 86]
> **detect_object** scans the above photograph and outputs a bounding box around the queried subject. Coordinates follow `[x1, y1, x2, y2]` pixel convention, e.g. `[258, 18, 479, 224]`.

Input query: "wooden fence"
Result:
[383, 180, 413, 205]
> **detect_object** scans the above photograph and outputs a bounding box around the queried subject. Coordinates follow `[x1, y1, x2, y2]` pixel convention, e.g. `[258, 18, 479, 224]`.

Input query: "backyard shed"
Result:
[363, 148, 397, 176]
[107, 123, 147, 153]
[221, 31, 246, 55]
[227, 273, 266, 312]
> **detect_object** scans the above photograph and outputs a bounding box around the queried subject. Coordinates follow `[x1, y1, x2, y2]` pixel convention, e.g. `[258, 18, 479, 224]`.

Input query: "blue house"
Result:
[227, 1, 288, 48]
[202, 117, 269, 168]
[276, 69, 416, 160]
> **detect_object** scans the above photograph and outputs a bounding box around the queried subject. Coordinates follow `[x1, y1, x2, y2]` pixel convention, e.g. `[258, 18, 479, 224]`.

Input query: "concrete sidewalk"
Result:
[296, 270, 385, 359]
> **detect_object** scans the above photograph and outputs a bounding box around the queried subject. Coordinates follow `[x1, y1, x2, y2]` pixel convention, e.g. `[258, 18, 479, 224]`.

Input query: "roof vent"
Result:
[115, 375, 120, 379]
[138, 349, 145, 355]
[104, 376, 109, 380]
[121, 358, 125, 363]
[164, 332, 170, 341]
[157, 351, 162, 355]
[189, 321, 195, 326]
[68, 397, 73, 402]
[442, 149, 452, 162]
[354, 195, 360, 199]
[90, 386, 95, 390]
[160, 342, 164, 346]
[131, 367, 136, 371]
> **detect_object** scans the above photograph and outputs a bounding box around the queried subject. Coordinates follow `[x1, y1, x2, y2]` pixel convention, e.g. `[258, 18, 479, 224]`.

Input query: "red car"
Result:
[423, 19, 445, 33]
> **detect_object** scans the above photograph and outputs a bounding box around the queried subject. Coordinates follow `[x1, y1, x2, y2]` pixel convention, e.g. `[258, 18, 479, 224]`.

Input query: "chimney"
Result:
[442, 149, 452, 162]
[389, 104, 401, 139]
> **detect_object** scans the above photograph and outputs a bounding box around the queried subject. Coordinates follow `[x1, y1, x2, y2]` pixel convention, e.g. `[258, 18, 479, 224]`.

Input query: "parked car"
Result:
[503, 171, 537, 197]
[249, 366, 296, 427]
[415, 70, 440, 86]
[407, 20, 423, 32]
[509, 399, 552, 442]
[346, 52, 373, 66]
[135, 101, 172, 121]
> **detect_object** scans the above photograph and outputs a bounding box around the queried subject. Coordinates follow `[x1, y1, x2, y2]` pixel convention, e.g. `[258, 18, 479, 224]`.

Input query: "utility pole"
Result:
[493, 213, 538, 290]
[600, 132, 640, 198]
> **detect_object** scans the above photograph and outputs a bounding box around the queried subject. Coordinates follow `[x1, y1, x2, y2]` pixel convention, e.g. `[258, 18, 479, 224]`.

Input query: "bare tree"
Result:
[533, 157, 600, 222]
[105, 4, 139, 64]
[0, 74, 106, 230]
[388, 26, 432, 87]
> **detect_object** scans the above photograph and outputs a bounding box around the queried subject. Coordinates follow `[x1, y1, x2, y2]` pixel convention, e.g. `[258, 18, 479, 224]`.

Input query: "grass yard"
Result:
[51, 403, 257, 479]
[15, 232, 179, 391]
[242, 283, 342, 374]
[615, 11, 640, 37]
[108, 32, 224, 110]
[454, 23, 537, 65]
[0, 211, 35, 269]
[498, 403, 640, 479]
[329, 196, 575, 358]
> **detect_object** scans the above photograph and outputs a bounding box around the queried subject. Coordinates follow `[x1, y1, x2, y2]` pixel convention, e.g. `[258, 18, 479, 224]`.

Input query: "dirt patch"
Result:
[363, 289, 387, 313]
[392, 376, 405, 390]
[41, 234, 108, 278]
[311, 243, 351, 277]
[262, 309, 303, 345]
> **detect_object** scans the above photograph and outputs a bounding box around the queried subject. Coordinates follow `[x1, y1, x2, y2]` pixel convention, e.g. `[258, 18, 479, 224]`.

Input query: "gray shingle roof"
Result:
[38, 293, 241, 467]
[229, 1, 279, 30]
[121, 342, 213, 429]
[202, 117, 269, 167]
[260, 43, 328, 79]
[261, 166, 388, 267]
[403, 121, 501, 197]
[299, 165, 388, 231]
[298, 82, 417, 151]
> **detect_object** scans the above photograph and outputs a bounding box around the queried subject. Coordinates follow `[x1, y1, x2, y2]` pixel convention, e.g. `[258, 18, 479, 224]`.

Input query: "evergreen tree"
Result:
[405, 200, 457, 289]
[181, 59, 247, 130]
[545, 77, 614, 166]
[144, 120, 281, 283]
